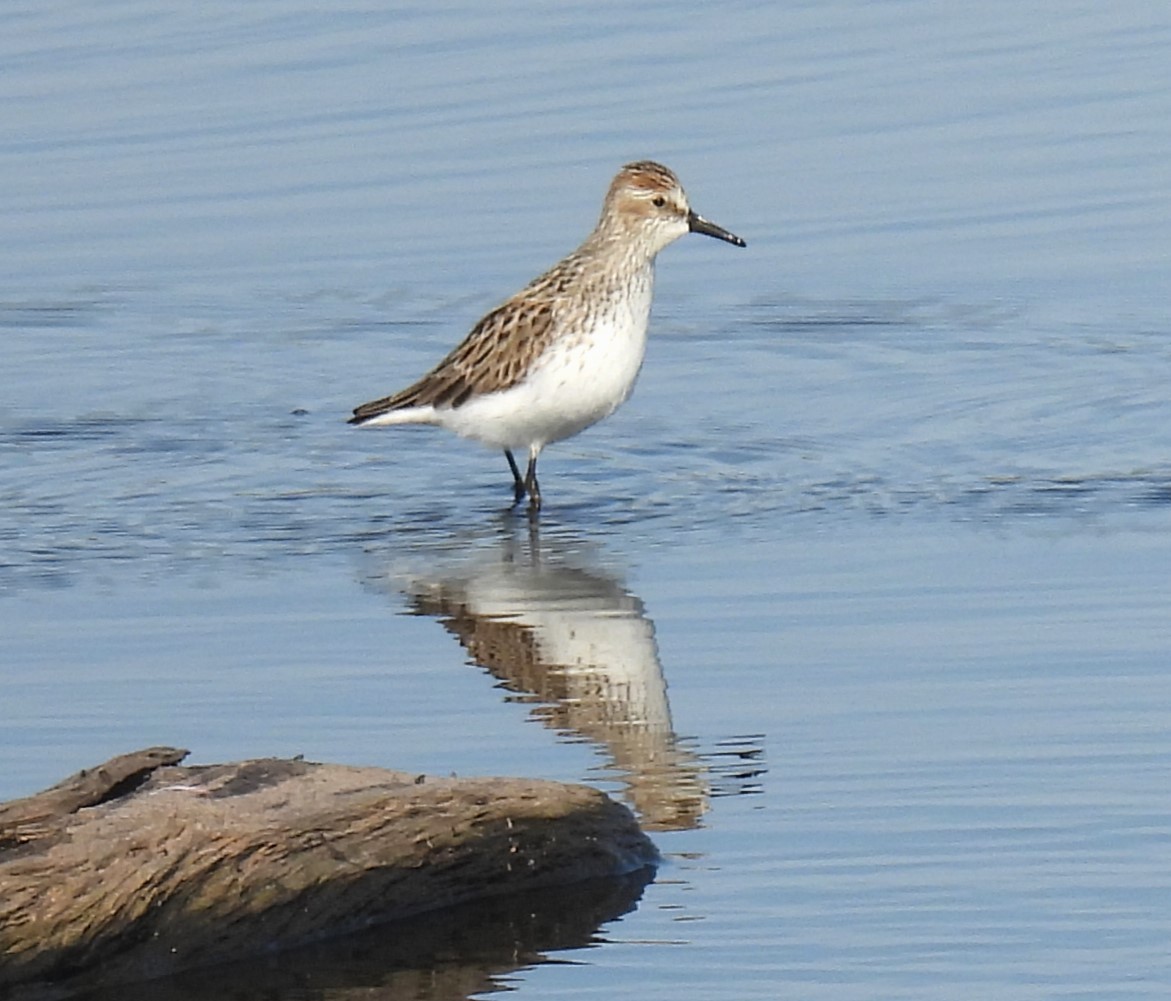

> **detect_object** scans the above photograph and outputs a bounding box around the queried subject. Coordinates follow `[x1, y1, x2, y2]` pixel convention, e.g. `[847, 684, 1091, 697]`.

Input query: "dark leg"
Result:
[505, 449, 526, 506]
[524, 453, 541, 511]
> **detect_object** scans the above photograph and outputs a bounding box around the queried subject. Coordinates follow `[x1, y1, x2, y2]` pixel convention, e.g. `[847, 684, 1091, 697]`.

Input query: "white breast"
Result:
[441, 272, 654, 451]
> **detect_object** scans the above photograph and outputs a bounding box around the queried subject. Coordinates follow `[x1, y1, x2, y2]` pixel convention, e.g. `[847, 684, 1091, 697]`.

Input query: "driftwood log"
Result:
[0, 748, 657, 996]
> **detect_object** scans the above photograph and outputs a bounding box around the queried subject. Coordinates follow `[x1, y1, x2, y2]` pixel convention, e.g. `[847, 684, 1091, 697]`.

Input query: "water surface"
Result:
[3, 2, 1171, 999]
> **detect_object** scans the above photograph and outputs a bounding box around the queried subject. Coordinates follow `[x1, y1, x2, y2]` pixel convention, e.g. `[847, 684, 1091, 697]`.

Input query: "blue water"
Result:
[4, 2, 1171, 998]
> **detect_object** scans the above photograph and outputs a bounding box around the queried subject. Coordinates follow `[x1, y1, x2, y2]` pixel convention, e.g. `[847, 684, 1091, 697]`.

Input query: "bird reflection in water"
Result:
[390, 519, 762, 831]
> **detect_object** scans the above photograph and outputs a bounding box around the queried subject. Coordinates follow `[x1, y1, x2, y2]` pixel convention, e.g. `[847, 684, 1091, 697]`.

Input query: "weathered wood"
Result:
[0, 750, 657, 995]
[0, 746, 188, 843]
[78, 869, 655, 1001]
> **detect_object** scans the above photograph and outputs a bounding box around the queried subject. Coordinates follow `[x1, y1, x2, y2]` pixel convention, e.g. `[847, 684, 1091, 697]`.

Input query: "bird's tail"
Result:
[348, 399, 437, 427]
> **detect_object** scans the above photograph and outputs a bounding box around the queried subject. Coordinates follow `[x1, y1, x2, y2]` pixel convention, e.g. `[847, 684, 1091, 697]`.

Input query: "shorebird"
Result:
[349, 160, 745, 510]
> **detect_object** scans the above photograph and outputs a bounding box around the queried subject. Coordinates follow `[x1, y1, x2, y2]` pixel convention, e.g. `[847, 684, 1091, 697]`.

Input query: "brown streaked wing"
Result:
[350, 294, 559, 419]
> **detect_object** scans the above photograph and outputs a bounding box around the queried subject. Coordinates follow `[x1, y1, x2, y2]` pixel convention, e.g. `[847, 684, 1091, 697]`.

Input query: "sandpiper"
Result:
[349, 160, 745, 510]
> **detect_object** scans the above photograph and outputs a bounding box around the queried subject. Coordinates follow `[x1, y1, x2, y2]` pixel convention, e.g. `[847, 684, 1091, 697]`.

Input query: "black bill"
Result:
[688, 210, 746, 247]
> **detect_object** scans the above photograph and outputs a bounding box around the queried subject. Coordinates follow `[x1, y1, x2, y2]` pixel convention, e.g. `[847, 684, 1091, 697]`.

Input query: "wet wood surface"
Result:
[0, 748, 656, 995]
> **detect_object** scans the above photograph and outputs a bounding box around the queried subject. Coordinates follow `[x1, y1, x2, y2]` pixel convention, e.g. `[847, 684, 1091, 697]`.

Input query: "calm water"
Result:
[3, 2, 1171, 999]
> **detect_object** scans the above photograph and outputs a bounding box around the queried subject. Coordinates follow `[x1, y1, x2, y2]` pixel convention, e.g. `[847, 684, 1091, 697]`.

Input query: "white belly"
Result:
[441, 279, 653, 451]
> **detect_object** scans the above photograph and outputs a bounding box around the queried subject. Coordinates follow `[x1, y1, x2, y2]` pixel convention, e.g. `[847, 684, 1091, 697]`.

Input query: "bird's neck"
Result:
[580, 223, 658, 270]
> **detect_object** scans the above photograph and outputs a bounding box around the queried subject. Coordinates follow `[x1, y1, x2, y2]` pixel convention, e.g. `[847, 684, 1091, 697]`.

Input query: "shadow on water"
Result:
[357, 515, 766, 832]
[0, 297, 115, 330]
[74, 869, 654, 1001]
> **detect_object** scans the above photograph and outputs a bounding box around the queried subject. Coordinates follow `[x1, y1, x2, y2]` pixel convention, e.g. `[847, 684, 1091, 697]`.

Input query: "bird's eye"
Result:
[652, 196, 666, 208]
